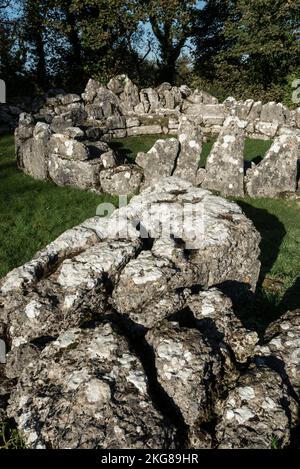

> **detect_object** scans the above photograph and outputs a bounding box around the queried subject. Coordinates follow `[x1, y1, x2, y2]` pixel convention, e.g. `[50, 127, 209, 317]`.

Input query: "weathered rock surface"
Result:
[256, 309, 300, 401]
[0, 177, 260, 351]
[2, 177, 299, 450]
[260, 102, 289, 125]
[136, 139, 180, 187]
[16, 121, 51, 180]
[173, 116, 203, 185]
[202, 116, 246, 197]
[3, 240, 141, 364]
[48, 154, 102, 191]
[245, 135, 299, 198]
[49, 133, 90, 161]
[99, 165, 143, 195]
[8, 324, 177, 449]
[216, 364, 296, 449]
[146, 321, 223, 433]
[188, 289, 258, 363]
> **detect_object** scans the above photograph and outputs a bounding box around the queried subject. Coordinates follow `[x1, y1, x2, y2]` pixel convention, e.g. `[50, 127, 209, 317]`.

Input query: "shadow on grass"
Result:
[109, 141, 134, 162]
[0, 161, 17, 175]
[238, 201, 286, 284]
[278, 277, 300, 314]
[222, 201, 289, 334]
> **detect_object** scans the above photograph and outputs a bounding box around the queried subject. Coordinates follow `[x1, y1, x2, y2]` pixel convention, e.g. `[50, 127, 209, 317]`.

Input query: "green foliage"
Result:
[68, 0, 142, 81]
[283, 71, 300, 109]
[271, 436, 282, 449]
[193, 0, 300, 102]
[0, 0, 299, 99]
[143, 0, 200, 83]
[0, 422, 26, 449]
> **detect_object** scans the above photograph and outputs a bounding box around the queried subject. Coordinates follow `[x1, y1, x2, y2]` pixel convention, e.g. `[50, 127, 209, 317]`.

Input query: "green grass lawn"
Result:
[0, 134, 118, 278]
[110, 134, 171, 163]
[112, 134, 273, 168]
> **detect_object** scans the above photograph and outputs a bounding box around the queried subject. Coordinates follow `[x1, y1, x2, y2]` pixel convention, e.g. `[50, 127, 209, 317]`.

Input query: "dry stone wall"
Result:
[14, 74, 300, 198]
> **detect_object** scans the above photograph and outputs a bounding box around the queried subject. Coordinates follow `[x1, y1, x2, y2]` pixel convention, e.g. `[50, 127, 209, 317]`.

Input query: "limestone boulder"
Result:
[126, 124, 162, 136]
[260, 102, 290, 125]
[245, 134, 299, 198]
[120, 78, 141, 113]
[48, 154, 102, 191]
[8, 323, 177, 449]
[3, 240, 140, 363]
[49, 133, 90, 161]
[146, 321, 223, 445]
[256, 309, 300, 401]
[107, 74, 128, 95]
[142, 88, 160, 112]
[99, 165, 143, 195]
[202, 116, 246, 197]
[173, 116, 203, 184]
[136, 138, 180, 187]
[255, 121, 279, 138]
[188, 289, 258, 363]
[216, 364, 296, 449]
[111, 178, 261, 328]
[233, 99, 255, 120]
[18, 122, 51, 180]
[0, 177, 264, 449]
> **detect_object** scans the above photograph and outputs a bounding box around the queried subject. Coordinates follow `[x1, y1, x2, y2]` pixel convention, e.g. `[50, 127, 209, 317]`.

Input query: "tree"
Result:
[224, 0, 299, 93]
[22, 0, 49, 89]
[193, 0, 300, 101]
[68, 0, 142, 81]
[193, 0, 236, 81]
[143, 0, 199, 84]
[0, 2, 28, 96]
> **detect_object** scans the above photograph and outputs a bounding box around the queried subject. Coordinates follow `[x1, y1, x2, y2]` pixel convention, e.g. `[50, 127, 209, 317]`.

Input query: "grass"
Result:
[112, 134, 272, 168]
[111, 133, 171, 163]
[0, 134, 118, 278]
[0, 422, 26, 449]
[235, 197, 300, 331]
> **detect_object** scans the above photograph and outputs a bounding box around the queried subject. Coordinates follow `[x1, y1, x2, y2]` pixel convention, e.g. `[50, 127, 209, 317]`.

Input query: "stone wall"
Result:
[1, 177, 300, 448]
[13, 74, 300, 140]
[14, 74, 300, 198]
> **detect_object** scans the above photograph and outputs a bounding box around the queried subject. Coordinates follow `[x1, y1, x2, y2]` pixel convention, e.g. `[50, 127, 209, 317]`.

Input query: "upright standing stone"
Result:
[202, 116, 246, 197]
[173, 116, 203, 185]
[136, 139, 180, 187]
[245, 134, 299, 198]
[21, 123, 52, 181]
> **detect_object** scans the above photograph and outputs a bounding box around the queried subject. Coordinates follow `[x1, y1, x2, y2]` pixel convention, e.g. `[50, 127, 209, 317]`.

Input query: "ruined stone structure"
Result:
[13, 74, 300, 199]
[2, 75, 300, 450]
[0, 177, 300, 448]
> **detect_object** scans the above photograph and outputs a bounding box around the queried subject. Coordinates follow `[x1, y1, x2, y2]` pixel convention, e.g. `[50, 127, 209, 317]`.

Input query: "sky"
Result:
[5, 0, 206, 60]
[139, 1, 205, 59]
